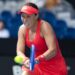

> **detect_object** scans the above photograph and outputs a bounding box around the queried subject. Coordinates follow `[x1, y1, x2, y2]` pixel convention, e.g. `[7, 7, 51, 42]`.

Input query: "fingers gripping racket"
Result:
[14, 44, 38, 71]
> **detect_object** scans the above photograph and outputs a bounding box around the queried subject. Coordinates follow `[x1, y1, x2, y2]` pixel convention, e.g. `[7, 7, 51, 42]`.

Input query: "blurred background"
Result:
[0, 0, 75, 75]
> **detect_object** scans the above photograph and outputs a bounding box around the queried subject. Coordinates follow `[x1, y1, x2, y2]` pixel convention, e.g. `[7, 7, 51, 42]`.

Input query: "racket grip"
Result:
[29, 60, 39, 71]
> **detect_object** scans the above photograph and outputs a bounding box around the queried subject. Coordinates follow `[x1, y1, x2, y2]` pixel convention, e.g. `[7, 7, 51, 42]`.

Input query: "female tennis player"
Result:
[16, 2, 68, 75]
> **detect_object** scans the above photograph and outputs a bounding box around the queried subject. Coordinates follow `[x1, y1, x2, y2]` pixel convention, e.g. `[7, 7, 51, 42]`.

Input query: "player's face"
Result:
[21, 13, 36, 28]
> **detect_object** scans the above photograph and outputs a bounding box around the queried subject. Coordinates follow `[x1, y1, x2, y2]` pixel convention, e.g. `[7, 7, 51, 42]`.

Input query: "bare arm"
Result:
[16, 25, 28, 61]
[40, 21, 57, 60]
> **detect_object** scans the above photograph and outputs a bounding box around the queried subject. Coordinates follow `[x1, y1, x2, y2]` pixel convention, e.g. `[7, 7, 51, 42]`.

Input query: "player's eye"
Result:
[21, 13, 30, 18]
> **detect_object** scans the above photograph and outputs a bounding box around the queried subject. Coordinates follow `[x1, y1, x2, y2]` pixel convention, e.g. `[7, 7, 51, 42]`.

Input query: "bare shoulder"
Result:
[41, 20, 54, 34]
[19, 24, 26, 31]
[18, 24, 26, 36]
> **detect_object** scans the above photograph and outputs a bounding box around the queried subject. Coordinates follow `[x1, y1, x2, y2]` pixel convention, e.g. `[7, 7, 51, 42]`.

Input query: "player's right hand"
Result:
[23, 59, 30, 69]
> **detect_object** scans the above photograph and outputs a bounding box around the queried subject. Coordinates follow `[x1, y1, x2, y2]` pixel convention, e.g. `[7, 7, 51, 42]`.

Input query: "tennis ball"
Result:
[14, 56, 23, 64]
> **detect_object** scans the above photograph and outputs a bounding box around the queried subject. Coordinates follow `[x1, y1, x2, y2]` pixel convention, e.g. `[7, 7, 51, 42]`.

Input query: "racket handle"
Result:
[29, 60, 39, 71]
